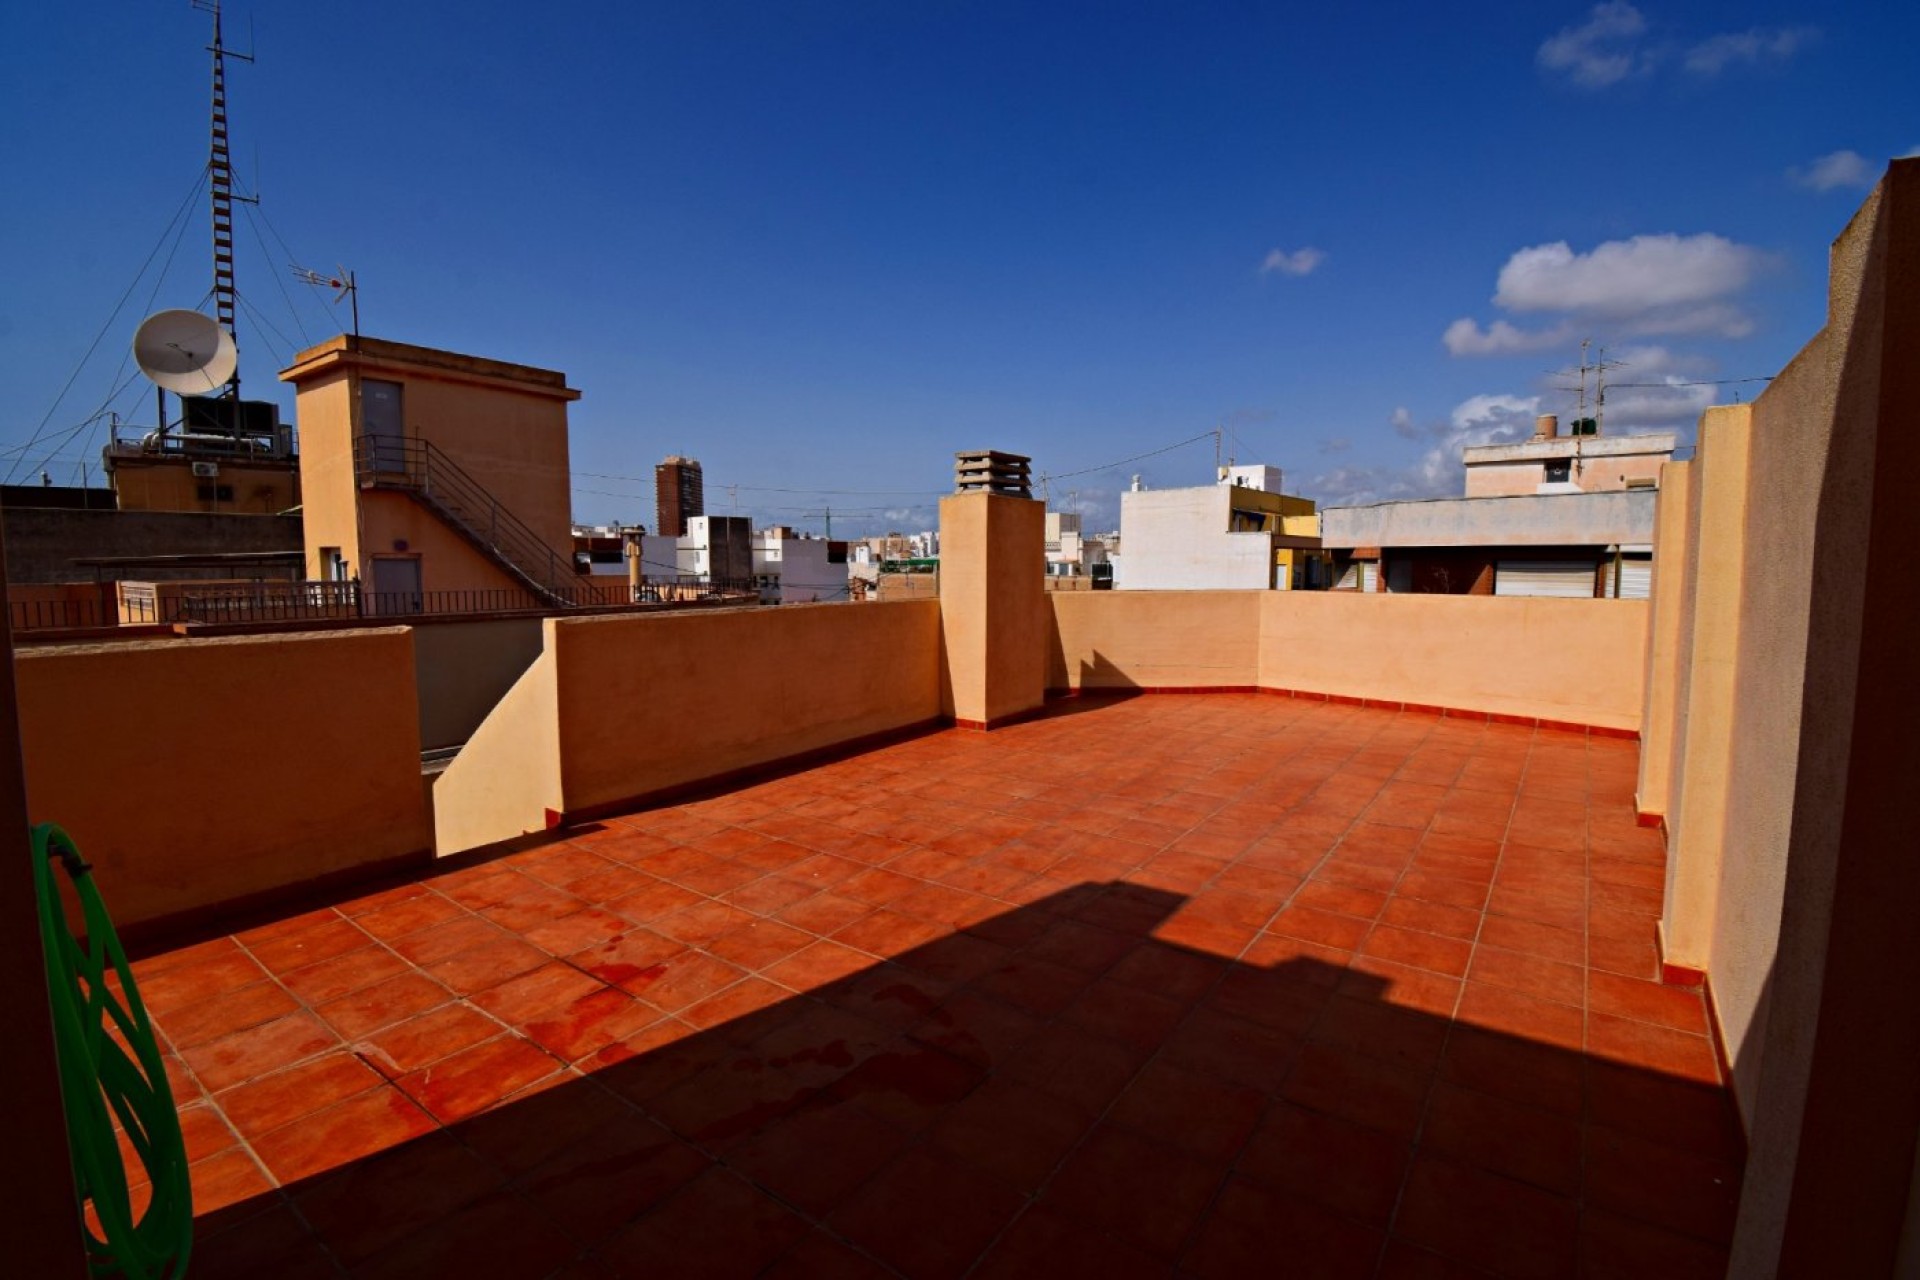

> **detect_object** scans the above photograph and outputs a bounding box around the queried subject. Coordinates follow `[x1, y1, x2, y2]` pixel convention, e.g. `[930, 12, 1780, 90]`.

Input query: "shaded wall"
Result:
[14, 629, 432, 934]
[1, 507, 302, 583]
[430, 639, 561, 858]
[413, 615, 546, 751]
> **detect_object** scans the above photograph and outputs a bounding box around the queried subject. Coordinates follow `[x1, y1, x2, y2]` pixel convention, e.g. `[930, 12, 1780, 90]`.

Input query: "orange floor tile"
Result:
[128, 693, 1739, 1278]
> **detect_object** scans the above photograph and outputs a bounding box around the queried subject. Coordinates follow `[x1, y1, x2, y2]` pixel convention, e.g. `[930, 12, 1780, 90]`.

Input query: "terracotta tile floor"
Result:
[128, 693, 1741, 1278]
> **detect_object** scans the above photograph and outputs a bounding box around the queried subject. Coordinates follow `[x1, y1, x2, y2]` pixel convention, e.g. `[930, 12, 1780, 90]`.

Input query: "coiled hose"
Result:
[32, 823, 192, 1278]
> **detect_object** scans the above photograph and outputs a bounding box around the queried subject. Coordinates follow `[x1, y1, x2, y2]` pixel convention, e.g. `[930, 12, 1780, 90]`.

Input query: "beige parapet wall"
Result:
[1264, 595, 1646, 730]
[15, 629, 433, 933]
[1047, 591, 1261, 690]
[1047, 590, 1648, 731]
[434, 600, 944, 856]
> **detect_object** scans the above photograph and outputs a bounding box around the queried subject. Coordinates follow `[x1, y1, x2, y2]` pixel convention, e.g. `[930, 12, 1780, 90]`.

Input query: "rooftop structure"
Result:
[1462, 415, 1677, 498]
[1322, 419, 1671, 598]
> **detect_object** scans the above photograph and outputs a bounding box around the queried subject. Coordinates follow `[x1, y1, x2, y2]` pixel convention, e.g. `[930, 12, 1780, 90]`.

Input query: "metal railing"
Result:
[162, 576, 756, 624]
[7, 576, 759, 632]
[352, 434, 577, 604]
[9, 599, 112, 631]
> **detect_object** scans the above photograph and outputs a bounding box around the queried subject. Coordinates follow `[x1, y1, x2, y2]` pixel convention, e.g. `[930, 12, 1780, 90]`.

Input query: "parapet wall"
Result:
[1047, 589, 1647, 732]
[14, 628, 432, 935]
[433, 599, 944, 854]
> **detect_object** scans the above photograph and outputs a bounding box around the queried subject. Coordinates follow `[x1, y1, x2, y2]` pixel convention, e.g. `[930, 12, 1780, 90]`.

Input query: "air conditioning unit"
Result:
[191, 461, 220, 478]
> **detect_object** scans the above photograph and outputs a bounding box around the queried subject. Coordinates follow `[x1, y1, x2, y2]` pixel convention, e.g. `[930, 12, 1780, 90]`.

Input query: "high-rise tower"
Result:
[655, 455, 704, 537]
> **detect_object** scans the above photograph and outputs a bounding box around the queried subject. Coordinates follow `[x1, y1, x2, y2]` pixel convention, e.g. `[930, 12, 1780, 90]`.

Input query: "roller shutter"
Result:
[1336, 562, 1378, 591]
[1494, 561, 1596, 598]
[1614, 557, 1653, 600]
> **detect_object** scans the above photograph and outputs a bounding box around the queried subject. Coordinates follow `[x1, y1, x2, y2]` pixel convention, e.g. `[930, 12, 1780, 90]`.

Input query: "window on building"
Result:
[1544, 459, 1572, 484]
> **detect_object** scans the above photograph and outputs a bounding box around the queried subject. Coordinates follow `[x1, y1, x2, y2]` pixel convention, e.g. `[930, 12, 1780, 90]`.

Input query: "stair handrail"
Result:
[353, 435, 581, 599]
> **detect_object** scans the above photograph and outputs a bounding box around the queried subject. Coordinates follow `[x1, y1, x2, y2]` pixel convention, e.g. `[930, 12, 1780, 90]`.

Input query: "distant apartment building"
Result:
[637, 514, 752, 587]
[751, 526, 850, 604]
[654, 455, 704, 537]
[1111, 464, 1326, 590]
[848, 531, 940, 601]
[1043, 511, 1114, 587]
[1321, 415, 1675, 597]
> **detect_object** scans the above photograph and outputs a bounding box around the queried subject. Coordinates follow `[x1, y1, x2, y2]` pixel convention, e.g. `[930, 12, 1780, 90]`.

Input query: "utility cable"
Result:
[238, 198, 315, 348]
[1036, 429, 1216, 483]
[8, 170, 208, 482]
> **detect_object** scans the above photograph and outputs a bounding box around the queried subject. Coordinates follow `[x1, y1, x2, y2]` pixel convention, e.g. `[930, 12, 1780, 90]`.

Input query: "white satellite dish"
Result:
[133, 309, 237, 394]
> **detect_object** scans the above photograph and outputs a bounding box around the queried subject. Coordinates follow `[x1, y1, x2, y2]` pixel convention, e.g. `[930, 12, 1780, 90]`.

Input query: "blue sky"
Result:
[4, 1, 1915, 536]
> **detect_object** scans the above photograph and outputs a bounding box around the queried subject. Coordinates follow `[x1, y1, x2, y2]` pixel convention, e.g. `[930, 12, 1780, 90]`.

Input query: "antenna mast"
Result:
[196, 0, 251, 393]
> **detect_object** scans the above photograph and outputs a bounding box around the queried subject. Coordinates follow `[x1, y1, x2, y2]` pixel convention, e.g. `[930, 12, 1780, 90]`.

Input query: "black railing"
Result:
[9, 599, 111, 631]
[163, 577, 755, 624]
[168, 581, 364, 625]
[352, 435, 578, 604]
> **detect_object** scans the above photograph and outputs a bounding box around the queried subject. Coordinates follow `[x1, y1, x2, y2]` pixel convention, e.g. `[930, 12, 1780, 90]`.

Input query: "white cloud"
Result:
[1792, 149, 1876, 192]
[1904, 145, 1920, 159]
[1443, 317, 1576, 357]
[1537, 2, 1648, 88]
[1446, 232, 1764, 355]
[1495, 233, 1759, 318]
[1318, 437, 1352, 455]
[1307, 393, 1540, 505]
[1685, 26, 1817, 75]
[1260, 247, 1325, 277]
[1389, 406, 1418, 440]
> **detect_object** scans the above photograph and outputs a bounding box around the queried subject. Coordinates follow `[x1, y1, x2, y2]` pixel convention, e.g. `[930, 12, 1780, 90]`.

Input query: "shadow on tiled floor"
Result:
[127, 694, 1740, 1278]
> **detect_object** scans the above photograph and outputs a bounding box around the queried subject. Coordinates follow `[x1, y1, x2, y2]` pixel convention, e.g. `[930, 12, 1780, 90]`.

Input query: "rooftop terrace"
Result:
[141, 694, 1736, 1278]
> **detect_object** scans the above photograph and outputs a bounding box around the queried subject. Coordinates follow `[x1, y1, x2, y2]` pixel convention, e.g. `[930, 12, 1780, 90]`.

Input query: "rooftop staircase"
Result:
[352, 435, 592, 608]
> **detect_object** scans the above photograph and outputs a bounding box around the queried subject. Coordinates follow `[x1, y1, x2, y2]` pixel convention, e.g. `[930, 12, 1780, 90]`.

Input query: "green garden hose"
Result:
[32, 823, 193, 1278]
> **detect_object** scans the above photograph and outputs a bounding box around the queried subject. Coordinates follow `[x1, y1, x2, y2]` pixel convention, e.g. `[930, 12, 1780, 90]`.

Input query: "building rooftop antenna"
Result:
[192, 0, 253, 394]
[1548, 339, 1624, 436]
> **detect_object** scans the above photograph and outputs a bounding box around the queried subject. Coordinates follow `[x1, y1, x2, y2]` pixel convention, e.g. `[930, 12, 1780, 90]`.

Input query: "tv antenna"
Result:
[1549, 339, 1624, 435]
[291, 265, 360, 337]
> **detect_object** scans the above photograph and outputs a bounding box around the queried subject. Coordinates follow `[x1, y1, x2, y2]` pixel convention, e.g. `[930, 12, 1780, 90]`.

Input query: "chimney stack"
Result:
[1535, 414, 1560, 439]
